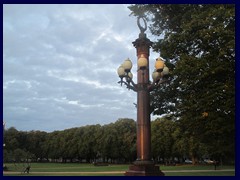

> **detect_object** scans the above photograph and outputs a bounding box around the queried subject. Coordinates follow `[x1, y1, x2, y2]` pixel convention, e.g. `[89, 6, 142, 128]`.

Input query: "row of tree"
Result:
[3, 118, 136, 164]
[3, 117, 234, 165]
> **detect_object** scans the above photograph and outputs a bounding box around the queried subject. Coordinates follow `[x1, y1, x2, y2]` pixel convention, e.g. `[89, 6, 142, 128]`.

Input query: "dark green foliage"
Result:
[129, 4, 235, 163]
[151, 117, 177, 163]
[3, 119, 136, 164]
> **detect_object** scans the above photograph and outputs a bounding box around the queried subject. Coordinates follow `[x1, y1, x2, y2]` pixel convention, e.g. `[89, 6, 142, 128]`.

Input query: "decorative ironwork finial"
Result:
[137, 16, 147, 34]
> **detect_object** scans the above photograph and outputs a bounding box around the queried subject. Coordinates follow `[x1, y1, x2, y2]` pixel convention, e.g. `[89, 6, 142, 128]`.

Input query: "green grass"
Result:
[4, 163, 127, 172]
[165, 171, 235, 176]
[160, 164, 234, 171]
[3, 163, 235, 176]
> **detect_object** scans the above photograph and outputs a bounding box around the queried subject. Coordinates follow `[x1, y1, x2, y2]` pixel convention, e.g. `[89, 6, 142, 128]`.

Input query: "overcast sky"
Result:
[3, 4, 161, 132]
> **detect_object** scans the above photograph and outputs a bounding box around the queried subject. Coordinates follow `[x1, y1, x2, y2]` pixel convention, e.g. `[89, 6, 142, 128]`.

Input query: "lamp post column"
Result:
[133, 33, 152, 162]
[123, 17, 165, 176]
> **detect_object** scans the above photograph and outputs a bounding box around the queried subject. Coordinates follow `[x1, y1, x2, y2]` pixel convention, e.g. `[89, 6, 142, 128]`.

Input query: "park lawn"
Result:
[3, 173, 124, 176]
[159, 164, 234, 171]
[4, 163, 127, 172]
[3, 163, 235, 176]
[164, 171, 235, 176]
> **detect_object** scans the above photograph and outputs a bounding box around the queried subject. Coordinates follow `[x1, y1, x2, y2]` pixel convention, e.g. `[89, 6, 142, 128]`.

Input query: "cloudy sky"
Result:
[3, 4, 160, 132]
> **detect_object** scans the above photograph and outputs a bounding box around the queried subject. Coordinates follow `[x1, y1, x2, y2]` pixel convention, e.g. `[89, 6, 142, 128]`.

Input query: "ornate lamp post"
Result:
[117, 17, 169, 176]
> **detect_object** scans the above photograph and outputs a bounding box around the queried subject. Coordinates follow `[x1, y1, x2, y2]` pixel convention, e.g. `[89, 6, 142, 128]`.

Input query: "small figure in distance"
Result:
[24, 165, 31, 174]
[213, 160, 219, 170]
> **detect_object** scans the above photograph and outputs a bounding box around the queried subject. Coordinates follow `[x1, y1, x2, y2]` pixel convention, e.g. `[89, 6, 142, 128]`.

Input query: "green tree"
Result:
[26, 130, 47, 161]
[3, 149, 11, 162]
[129, 4, 235, 163]
[63, 128, 79, 162]
[100, 123, 120, 163]
[4, 127, 19, 151]
[151, 117, 177, 164]
[113, 118, 136, 163]
[46, 131, 62, 161]
[76, 125, 102, 163]
[13, 148, 27, 162]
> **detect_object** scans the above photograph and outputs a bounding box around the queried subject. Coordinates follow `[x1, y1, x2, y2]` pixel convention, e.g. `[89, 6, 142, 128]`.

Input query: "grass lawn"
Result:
[164, 171, 235, 176]
[3, 163, 235, 176]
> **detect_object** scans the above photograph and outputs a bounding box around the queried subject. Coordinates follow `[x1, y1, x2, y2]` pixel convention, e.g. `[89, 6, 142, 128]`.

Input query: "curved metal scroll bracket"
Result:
[137, 16, 147, 33]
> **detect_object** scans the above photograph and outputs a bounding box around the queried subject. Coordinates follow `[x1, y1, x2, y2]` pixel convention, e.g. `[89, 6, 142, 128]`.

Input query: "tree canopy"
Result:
[129, 4, 235, 163]
[3, 116, 235, 165]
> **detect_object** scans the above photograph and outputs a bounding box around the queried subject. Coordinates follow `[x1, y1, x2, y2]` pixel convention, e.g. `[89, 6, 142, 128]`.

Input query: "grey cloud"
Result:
[3, 4, 151, 132]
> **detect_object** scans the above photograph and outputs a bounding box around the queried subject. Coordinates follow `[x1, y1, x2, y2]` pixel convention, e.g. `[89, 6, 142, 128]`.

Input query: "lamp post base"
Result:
[125, 161, 165, 176]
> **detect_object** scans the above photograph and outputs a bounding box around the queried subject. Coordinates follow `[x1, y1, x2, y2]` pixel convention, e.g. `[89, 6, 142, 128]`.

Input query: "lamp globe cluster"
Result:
[152, 57, 169, 82]
[118, 56, 169, 84]
[117, 58, 133, 83]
